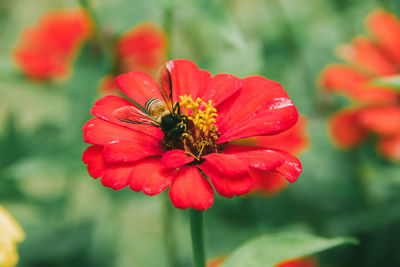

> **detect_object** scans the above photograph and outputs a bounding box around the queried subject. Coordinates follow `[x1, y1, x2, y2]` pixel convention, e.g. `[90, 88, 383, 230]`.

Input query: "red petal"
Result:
[249, 169, 288, 196]
[167, 59, 202, 102]
[277, 257, 318, 267]
[328, 109, 368, 148]
[199, 162, 253, 198]
[83, 118, 159, 146]
[367, 9, 400, 63]
[202, 153, 248, 175]
[224, 145, 301, 183]
[352, 83, 399, 104]
[200, 74, 242, 106]
[207, 256, 227, 267]
[169, 166, 214, 210]
[217, 110, 284, 143]
[240, 115, 309, 155]
[117, 22, 167, 77]
[271, 149, 302, 183]
[82, 145, 106, 178]
[319, 64, 398, 104]
[358, 106, 400, 136]
[198, 70, 212, 96]
[378, 135, 400, 161]
[101, 163, 135, 190]
[13, 9, 91, 80]
[115, 72, 162, 107]
[130, 157, 175, 196]
[161, 149, 194, 168]
[103, 140, 163, 163]
[217, 76, 298, 139]
[98, 75, 119, 94]
[320, 64, 367, 92]
[91, 95, 162, 138]
[222, 145, 286, 171]
[13, 49, 67, 80]
[31, 9, 91, 54]
[337, 36, 397, 76]
[91, 95, 134, 114]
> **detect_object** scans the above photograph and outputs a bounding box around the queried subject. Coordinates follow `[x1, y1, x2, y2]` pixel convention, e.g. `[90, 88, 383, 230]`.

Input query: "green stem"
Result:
[163, 7, 173, 59]
[78, 0, 102, 35]
[162, 193, 179, 267]
[189, 209, 206, 267]
[78, 0, 113, 73]
[161, 7, 179, 267]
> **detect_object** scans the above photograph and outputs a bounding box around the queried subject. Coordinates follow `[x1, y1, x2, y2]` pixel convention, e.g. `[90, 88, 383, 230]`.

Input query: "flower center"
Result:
[179, 95, 219, 160]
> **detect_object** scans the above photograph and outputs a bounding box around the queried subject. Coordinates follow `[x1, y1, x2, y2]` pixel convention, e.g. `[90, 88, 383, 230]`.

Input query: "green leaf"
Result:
[371, 75, 400, 90]
[221, 232, 358, 267]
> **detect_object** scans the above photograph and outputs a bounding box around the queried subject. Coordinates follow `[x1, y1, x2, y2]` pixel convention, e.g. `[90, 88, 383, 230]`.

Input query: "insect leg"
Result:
[181, 115, 189, 131]
[173, 101, 181, 115]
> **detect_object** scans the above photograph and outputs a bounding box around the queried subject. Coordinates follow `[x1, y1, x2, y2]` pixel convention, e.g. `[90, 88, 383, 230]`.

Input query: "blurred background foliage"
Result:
[1, 0, 400, 266]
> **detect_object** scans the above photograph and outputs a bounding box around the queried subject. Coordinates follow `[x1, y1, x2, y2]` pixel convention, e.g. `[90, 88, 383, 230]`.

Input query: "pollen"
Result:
[179, 95, 220, 159]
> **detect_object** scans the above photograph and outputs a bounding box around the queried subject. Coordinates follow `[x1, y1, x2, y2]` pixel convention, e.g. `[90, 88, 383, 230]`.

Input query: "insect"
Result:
[113, 65, 189, 140]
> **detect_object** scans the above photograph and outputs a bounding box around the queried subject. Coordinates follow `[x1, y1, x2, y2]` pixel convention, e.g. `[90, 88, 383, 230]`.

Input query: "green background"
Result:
[1, 0, 400, 266]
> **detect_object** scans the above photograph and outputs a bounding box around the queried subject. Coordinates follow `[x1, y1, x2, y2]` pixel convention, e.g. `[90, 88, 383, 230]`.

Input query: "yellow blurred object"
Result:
[0, 206, 25, 267]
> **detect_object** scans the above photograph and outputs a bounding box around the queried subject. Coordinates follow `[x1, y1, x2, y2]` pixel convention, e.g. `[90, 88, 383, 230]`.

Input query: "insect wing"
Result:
[157, 63, 174, 113]
[113, 106, 159, 127]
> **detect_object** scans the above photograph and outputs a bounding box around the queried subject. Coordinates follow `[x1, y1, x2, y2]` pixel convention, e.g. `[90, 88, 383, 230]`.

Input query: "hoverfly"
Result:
[113, 65, 189, 140]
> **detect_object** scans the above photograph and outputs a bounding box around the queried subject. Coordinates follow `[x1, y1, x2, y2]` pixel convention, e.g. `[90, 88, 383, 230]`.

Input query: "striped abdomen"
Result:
[145, 98, 167, 118]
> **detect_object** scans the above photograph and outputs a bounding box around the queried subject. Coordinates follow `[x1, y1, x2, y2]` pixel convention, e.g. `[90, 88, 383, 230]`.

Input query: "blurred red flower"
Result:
[275, 257, 317, 267]
[207, 256, 317, 267]
[13, 9, 92, 81]
[99, 22, 167, 93]
[83, 59, 302, 210]
[207, 255, 226, 267]
[13, 9, 166, 88]
[320, 9, 400, 161]
[236, 116, 309, 196]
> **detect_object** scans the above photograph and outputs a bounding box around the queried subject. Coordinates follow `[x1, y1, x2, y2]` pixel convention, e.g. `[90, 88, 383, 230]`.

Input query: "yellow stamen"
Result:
[179, 95, 219, 159]
[184, 140, 208, 161]
[180, 95, 218, 136]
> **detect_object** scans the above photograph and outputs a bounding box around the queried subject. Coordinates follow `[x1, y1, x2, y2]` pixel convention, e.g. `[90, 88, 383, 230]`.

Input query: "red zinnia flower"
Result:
[13, 9, 92, 81]
[99, 22, 167, 93]
[320, 9, 400, 161]
[207, 256, 226, 267]
[83, 59, 301, 210]
[275, 257, 317, 267]
[236, 116, 308, 196]
[207, 256, 317, 267]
